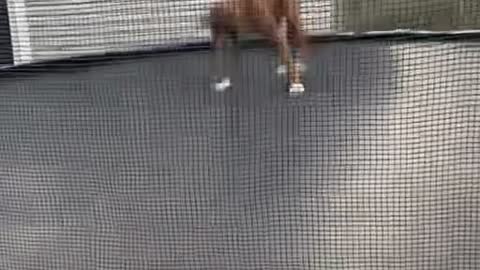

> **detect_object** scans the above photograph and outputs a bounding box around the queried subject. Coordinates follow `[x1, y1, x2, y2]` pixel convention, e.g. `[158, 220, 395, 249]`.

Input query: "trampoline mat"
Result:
[0, 40, 479, 269]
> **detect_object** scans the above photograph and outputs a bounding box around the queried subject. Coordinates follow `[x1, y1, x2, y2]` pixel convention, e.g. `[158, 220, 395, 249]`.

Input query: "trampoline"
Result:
[0, 1, 480, 270]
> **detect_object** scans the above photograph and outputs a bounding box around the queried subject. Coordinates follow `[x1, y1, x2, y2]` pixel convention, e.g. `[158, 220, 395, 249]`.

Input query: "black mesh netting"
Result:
[0, 1, 480, 270]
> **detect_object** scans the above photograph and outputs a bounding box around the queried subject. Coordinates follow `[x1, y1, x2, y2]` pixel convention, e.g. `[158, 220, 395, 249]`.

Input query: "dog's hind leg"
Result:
[275, 16, 288, 75]
[285, 19, 306, 93]
[210, 8, 232, 92]
[252, 14, 291, 78]
[259, 15, 303, 93]
[287, 15, 308, 69]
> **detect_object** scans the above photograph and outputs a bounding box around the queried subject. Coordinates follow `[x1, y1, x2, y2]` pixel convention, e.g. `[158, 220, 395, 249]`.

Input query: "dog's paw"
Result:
[289, 83, 305, 93]
[276, 65, 287, 75]
[213, 77, 231, 92]
[297, 62, 307, 72]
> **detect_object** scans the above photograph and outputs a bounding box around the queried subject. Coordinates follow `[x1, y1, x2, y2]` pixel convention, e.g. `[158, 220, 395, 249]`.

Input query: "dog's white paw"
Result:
[297, 62, 307, 72]
[213, 77, 231, 92]
[289, 83, 305, 93]
[276, 65, 287, 75]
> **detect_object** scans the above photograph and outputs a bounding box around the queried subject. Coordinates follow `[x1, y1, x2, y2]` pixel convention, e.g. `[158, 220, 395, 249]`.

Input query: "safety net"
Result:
[0, 1, 479, 269]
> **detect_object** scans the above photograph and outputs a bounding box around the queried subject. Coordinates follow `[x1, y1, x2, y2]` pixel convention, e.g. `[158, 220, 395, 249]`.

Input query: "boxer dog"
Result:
[209, 0, 308, 93]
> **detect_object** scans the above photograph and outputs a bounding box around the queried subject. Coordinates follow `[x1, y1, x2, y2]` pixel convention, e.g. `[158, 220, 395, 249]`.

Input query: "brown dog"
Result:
[209, 0, 308, 92]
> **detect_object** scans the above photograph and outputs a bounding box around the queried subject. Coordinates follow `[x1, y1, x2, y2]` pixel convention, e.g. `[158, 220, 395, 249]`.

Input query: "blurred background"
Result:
[4, 0, 479, 65]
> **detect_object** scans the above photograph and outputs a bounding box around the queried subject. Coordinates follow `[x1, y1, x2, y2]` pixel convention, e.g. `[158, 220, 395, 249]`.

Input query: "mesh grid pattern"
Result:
[1, 0, 480, 269]
[0, 38, 479, 269]
[5, 0, 480, 65]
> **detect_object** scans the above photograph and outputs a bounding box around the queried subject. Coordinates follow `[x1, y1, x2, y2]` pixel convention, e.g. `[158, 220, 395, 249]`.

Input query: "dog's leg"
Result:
[287, 15, 308, 71]
[271, 17, 304, 93]
[257, 14, 303, 93]
[285, 6, 308, 93]
[275, 18, 307, 76]
[275, 17, 289, 75]
[210, 14, 232, 92]
[255, 15, 292, 77]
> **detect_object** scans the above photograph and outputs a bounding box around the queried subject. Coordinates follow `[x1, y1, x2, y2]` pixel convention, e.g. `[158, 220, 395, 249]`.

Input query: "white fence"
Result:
[6, 0, 332, 65]
[6, 0, 479, 65]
